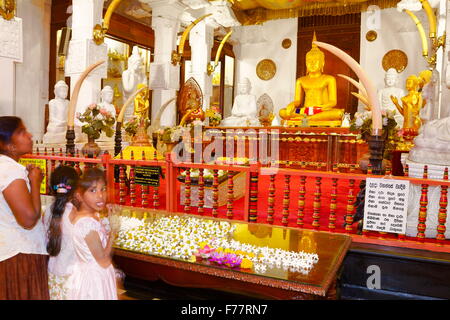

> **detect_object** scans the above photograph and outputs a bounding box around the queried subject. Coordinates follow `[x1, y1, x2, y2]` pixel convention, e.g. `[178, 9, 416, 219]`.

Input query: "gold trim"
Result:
[233, 0, 398, 25]
[366, 30, 377, 42]
[382, 50, 408, 73]
[256, 59, 276, 81]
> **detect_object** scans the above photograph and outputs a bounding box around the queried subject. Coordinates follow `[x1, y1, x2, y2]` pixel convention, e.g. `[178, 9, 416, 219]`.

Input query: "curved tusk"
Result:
[338, 74, 368, 98]
[351, 92, 371, 110]
[117, 86, 147, 123]
[213, 30, 233, 68]
[314, 41, 382, 134]
[178, 13, 212, 56]
[148, 97, 177, 135]
[67, 61, 105, 127]
[419, 0, 437, 39]
[404, 9, 429, 57]
[103, 0, 123, 31]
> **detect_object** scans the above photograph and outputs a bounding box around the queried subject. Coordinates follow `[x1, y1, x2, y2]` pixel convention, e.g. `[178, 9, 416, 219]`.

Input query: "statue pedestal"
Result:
[401, 159, 450, 239]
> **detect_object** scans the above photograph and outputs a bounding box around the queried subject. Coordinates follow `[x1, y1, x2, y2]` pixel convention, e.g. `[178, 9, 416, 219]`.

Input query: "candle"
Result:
[314, 41, 382, 134]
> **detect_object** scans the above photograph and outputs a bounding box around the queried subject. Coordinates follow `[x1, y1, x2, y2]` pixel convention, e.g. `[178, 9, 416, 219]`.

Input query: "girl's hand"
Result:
[27, 165, 43, 185]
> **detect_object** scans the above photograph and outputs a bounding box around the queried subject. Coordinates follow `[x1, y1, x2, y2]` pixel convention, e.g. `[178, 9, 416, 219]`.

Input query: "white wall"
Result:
[233, 19, 298, 125]
[360, 7, 429, 112]
[15, 0, 51, 141]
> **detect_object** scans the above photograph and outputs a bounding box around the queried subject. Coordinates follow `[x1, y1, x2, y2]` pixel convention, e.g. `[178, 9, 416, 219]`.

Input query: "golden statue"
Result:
[0, 0, 15, 20]
[390, 75, 424, 132]
[279, 32, 344, 127]
[133, 83, 150, 120]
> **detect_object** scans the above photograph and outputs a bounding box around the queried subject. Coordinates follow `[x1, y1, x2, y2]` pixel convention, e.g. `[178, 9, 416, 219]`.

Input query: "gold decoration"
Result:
[382, 50, 408, 73]
[207, 30, 233, 75]
[365, 30, 377, 42]
[282, 38, 292, 49]
[93, 0, 123, 45]
[230, 0, 399, 26]
[0, 0, 15, 20]
[256, 59, 276, 81]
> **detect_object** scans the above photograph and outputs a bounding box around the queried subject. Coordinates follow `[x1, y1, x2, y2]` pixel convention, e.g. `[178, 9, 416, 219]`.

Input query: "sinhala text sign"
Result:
[363, 178, 410, 234]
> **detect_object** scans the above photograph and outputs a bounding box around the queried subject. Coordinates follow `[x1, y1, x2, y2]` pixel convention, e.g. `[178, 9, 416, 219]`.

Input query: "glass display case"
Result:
[109, 205, 351, 299]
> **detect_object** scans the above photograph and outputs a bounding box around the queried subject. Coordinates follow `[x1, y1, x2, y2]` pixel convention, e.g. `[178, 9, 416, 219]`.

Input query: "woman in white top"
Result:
[0, 116, 48, 300]
[44, 165, 79, 300]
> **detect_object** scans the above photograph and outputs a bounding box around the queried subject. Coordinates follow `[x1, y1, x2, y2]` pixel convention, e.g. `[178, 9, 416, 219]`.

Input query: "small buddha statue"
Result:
[43, 80, 70, 144]
[122, 46, 146, 121]
[390, 75, 424, 132]
[221, 77, 259, 127]
[98, 86, 117, 120]
[377, 68, 405, 127]
[97, 86, 117, 142]
[279, 32, 344, 127]
[133, 83, 150, 120]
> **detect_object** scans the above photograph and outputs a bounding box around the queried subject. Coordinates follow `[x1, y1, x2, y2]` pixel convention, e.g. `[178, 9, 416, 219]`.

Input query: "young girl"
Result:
[67, 167, 117, 300]
[44, 165, 79, 300]
[0, 116, 48, 300]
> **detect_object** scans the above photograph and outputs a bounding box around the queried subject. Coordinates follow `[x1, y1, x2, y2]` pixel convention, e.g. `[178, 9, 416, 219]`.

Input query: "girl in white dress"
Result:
[44, 165, 79, 299]
[67, 168, 117, 300]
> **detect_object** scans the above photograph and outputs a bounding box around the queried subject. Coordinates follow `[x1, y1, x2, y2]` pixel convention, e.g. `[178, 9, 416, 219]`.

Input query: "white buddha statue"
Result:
[97, 86, 117, 143]
[377, 68, 405, 127]
[122, 46, 146, 121]
[409, 116, 450, 165]
[43, 81, 69, 144]
[221, 78, 260, 127]
[98, 86, 117, 120]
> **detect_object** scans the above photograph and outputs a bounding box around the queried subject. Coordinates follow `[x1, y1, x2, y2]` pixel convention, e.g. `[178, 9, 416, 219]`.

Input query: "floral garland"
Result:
[113, 215, 319, 275]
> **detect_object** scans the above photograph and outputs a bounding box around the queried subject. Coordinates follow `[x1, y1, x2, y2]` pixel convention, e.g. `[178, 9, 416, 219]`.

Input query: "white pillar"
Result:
[65, 0, 107, 131]
[0, 16, 22, 116]
[148, 1, 185, 127]
[441, 0, 450, 118]
[189, 20, 214, 110]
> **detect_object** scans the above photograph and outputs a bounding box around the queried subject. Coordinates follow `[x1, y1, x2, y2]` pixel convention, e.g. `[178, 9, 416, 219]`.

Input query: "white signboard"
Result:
[363, 178, 410, 234]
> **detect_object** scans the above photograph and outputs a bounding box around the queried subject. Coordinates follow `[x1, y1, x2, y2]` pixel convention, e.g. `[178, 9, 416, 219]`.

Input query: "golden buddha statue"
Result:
[279, 33, 344, 127]
[390, 75, 424, 132]
[133, 83, 150, 120]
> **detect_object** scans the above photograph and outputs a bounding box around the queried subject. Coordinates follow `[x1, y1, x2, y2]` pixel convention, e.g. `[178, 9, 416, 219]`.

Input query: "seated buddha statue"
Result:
[279, 33, 344, 127]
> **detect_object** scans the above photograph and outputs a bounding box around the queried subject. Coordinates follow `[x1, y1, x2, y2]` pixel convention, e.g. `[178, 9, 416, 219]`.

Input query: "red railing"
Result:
[25, 148, 450, 253]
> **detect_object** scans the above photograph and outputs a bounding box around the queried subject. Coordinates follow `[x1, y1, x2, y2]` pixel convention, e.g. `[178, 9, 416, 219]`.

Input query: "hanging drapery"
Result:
[223, 0, 399, 25]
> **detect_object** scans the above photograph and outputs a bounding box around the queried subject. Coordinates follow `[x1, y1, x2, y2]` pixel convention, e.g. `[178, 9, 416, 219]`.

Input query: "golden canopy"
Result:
[215, 0, 399, 25]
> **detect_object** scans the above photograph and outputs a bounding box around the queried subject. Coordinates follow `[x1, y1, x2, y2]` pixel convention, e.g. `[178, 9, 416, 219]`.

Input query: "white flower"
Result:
[355, 117, 364, 127]
[382, 116, 388, 126]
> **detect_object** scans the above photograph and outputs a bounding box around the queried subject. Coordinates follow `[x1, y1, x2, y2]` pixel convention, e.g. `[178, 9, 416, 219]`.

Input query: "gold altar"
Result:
[204, 126, 367, 171]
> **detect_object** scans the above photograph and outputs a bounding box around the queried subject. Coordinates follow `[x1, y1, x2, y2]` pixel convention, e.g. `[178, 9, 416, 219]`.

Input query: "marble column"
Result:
[148, 0, 184, 127]
[188, 19, 214, 111]
[0, 16, 22, 117]
[65, 0, 107, 132]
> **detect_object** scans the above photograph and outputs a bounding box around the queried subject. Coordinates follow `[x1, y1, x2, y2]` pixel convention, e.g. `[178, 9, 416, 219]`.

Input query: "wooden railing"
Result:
[26, 148, 450, 253]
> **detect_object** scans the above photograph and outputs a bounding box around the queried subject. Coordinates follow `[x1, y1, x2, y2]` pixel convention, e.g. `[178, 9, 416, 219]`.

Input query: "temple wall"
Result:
[359, 7, 429, 112]
[233, 19, 298, 125]
[14, 0, 51, 141]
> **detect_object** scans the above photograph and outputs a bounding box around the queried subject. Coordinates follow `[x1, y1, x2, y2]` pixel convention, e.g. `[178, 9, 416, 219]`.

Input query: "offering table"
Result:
[112, 207, 352, 300]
